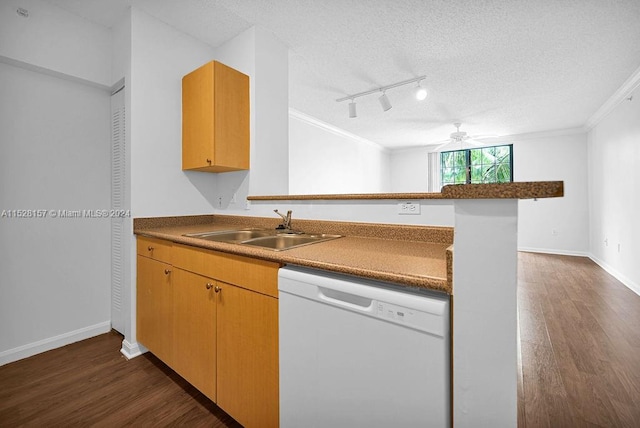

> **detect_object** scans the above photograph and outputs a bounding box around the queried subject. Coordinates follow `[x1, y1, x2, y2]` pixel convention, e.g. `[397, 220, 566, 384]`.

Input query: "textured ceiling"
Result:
[42, 0, 640, 149]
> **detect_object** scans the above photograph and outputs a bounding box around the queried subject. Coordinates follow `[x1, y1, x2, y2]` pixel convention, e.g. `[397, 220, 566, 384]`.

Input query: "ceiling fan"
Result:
[431, 122, 486, 152]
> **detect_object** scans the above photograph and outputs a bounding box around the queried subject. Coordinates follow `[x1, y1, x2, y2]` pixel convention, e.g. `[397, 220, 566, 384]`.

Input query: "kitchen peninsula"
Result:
[134, 181, 563, 428]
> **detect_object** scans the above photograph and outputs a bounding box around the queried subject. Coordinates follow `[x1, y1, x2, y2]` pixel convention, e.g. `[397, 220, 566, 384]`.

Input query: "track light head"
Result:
[415, 81, 427, 100]
[348, 100, 357, 118]
[378, 92, 392, 111]
[337, 75, 425, 116]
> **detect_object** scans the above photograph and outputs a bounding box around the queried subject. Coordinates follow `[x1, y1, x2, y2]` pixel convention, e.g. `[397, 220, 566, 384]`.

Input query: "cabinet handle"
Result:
[164, 269, 171, 275]
[206, 158, 212, 164]
[148, 246, 154, 251]
[206, 283, 213, 290]
[214, 285, 222, 293]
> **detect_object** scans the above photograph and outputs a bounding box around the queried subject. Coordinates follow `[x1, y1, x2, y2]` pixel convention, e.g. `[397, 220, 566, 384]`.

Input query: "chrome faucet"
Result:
[274, 209, 305, 234]
[274, 209, 292, 230]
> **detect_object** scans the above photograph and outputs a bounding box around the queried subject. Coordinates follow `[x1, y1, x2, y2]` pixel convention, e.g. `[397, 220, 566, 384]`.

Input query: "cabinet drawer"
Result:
[173, 243, 280, 298]
[137, 236, 172, 263]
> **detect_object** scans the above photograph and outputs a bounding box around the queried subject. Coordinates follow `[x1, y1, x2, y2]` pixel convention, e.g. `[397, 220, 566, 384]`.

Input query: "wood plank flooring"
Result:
[517, 252, 640, 428]
[0, 332, 241, 427]
[1, 252, 639, 427]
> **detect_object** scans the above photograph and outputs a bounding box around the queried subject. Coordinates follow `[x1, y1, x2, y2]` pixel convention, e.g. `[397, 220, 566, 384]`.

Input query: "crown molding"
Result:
[585, 64, 640, 130]
[288, 108, 389, 152]
[421, 127, 587, 150]
[497, 127, 588, 142]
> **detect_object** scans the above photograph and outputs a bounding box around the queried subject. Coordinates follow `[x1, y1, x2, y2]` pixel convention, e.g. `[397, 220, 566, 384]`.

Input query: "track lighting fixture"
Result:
[348, 100, 357, 118]
[378, 92, 392, 111]
[337, 75, 426, 118]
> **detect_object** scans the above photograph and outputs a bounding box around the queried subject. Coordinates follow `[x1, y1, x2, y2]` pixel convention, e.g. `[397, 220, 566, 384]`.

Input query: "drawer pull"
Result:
[148, 246, 154, 251]
[206, 283, 214, 290]
[214, 285, 222, 293]
[164, 269, 171, 275]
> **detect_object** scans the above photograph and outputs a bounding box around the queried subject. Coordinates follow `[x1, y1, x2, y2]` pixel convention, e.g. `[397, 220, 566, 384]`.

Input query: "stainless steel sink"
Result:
[184, 229, 342, 251]
[184, 228, 273, 243]
[241, 234, 342, 251]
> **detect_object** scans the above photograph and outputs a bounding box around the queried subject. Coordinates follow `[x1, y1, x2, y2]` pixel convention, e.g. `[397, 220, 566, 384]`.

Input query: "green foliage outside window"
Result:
[441, 145, 512, 186]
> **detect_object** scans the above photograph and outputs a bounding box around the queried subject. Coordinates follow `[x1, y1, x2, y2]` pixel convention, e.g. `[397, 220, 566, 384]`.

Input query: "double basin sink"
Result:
[184, 228, 342, 251]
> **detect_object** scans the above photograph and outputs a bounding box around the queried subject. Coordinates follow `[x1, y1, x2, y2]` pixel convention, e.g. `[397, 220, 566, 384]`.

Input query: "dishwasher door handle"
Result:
[318, 286, 374, 312]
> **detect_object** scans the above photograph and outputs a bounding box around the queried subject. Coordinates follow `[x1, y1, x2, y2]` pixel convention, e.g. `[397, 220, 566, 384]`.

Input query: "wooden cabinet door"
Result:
[212, 61, 249, 171]
[182, 61, 249, 172]
[216, 283, 279, 428]
[136, 255, 174, 365]
[172, 268, 217, 402]
[182, 61, 215, 170]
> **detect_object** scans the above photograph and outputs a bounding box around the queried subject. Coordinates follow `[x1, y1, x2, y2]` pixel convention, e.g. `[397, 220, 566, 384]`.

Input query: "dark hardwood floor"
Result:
[0, 331, 241, 427]
[1, 252, 639, 427]
[517, 252, 640, 428]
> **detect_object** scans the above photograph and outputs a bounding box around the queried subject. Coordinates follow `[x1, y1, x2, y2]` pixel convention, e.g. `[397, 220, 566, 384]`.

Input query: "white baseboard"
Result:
[588, 254, 640, 297]
[120, 339, 147, 360]
[518, 247, 589, 257]
[0, 321, 111, 367]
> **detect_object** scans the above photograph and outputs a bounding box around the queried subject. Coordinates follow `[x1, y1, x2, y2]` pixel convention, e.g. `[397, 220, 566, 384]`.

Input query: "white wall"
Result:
[112, 7, 131, 86]
[0, 62, 111, 364]
[288, 110, 391, 194]
[242, 199, 455, 227]
[129, 8, 218, 218]
[0, 0, 111, 87]
[588, 86, 640, 295]
[453, 199, 518, 427]
[512, 131, 589, 255]
[213, 26, 289, 205]
[211, 27, 255, 211]
[251, 27, 289, 196]
[390, 147, 430, 192]
[129, 16, 291, 217]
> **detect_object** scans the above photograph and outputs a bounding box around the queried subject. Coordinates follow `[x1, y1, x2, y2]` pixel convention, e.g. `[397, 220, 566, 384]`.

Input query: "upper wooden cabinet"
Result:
[182, 60, 250, 172]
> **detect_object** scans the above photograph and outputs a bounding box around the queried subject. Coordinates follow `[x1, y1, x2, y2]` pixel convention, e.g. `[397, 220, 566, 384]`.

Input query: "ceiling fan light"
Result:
[348, 101, 357, 118]
[379, 92, 392, 111]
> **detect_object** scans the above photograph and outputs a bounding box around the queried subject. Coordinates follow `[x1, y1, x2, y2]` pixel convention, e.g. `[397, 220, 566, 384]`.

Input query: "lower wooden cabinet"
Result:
[136, 255, 174, 366]
[172, 268, 217, 402]
[217, 281, 279, 428]
[136, 237, 280, 428]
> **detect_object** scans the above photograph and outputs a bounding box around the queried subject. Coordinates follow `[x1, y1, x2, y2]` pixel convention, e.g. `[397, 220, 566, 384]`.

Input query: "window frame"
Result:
[440, 144, 513, 186]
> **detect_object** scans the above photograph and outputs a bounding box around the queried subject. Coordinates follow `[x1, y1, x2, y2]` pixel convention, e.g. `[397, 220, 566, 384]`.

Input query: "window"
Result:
[440, 144, 513, 186]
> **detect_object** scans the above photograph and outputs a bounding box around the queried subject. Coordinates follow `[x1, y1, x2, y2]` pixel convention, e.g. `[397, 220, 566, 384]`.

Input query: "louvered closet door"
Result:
[111, 86, 126, 333]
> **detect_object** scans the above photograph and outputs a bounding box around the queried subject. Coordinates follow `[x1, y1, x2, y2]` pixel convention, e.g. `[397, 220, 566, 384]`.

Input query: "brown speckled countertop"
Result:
[247, 181, 564, 200]
[135, 215, 453, 294]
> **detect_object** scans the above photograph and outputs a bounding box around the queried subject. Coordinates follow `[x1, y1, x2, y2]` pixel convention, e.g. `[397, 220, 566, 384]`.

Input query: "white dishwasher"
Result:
[278, 266, 450, 428]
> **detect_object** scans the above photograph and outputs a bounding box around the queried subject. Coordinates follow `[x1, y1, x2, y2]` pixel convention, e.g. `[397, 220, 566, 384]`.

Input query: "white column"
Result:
[453, 199, 518, 427]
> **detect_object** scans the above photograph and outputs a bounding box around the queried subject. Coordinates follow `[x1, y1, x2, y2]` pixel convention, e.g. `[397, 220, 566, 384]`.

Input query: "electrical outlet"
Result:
[245, 200, 251, 210]
[231, 192, 237, 204]
[398, 202, 420, 215]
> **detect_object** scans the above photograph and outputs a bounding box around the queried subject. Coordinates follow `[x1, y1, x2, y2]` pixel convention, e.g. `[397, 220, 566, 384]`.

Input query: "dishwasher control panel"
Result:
[375, 300, 438, 333]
